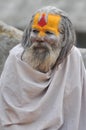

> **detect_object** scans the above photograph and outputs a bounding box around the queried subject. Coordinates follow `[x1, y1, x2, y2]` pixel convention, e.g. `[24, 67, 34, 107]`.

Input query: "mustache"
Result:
[30, 42, 50, 51]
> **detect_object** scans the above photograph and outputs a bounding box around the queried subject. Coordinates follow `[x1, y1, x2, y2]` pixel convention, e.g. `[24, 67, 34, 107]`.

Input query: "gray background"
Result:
[0, 0, 86, 48]
[0, 0, 86, 75]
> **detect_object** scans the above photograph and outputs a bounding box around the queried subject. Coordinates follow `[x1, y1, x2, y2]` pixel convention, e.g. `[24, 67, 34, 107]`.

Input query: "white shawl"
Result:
[0, 44, 86, 130]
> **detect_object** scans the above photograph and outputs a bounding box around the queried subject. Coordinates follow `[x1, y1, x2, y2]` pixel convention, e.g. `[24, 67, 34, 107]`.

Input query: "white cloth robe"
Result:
[0, 44, 86, 130]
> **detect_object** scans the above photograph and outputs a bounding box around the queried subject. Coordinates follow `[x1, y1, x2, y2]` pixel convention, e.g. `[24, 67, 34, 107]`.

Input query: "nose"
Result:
[36, 31, 45, 42]
[38, 31, 45, 37]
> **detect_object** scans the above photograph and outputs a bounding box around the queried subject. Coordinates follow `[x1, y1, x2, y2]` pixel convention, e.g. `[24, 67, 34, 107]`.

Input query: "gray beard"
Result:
[22, 42, 61, 73]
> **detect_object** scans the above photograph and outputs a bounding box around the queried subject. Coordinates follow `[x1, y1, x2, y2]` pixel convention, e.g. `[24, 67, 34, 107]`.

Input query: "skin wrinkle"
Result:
[21, 6, 76, 73]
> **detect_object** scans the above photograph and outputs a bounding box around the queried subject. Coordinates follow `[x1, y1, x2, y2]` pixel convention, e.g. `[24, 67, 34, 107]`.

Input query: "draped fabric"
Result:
[0, 44, 86, 130]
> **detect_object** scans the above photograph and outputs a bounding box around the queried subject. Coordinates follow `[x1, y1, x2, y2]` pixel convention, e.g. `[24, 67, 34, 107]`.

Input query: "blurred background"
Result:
[0, 0, 86, 48]
[0, 0, 86, 75]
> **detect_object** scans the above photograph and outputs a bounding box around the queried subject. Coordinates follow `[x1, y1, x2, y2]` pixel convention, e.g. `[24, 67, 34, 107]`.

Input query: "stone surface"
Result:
[0, 21, 86, 75]
[0, 0, 86, 32]
[0, 21, 23, 74]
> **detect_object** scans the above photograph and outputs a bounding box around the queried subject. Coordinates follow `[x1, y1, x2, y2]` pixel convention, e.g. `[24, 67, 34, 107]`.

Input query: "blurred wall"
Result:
[0, 0, 86, 47]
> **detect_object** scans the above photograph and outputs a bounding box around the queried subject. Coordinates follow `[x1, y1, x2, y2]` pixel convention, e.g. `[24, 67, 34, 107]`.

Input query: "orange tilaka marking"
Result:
[32, 13, 61, 36]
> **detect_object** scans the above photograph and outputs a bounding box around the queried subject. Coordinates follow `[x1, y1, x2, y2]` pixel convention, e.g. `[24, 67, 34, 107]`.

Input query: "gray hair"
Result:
[21, 6, 76, 66]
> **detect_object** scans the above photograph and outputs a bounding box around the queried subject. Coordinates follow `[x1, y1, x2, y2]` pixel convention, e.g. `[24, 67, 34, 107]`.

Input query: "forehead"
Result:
[32, 13, 61, 32]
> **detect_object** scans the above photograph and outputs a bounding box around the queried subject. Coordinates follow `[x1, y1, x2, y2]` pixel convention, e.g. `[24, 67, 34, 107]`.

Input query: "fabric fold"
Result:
[0, 44, 86, 130]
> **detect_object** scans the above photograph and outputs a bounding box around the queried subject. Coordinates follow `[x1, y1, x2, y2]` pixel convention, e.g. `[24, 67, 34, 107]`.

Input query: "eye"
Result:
[45, 31, 54, 35]
[32, 29, 39, 34]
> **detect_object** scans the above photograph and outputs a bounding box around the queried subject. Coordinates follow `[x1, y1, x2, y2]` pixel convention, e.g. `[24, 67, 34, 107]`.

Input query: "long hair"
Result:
[21, 6, 76, 66]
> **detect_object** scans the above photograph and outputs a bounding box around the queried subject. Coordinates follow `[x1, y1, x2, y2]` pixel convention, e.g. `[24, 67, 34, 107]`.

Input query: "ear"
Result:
[21, 19, 33, 49]
[56, 16, 76, 65]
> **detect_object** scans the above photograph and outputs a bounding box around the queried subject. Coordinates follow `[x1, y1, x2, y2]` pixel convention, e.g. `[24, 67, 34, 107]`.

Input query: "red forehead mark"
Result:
[38, 13, 47, 27]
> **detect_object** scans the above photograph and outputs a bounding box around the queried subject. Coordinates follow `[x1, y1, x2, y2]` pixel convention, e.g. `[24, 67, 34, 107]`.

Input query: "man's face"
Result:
[30, 13, 61, 49]
[24, 13, 62, 72]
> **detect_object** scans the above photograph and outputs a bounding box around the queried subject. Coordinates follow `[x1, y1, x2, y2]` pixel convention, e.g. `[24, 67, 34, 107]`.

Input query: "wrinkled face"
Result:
[30, 13, 61, 47]
[22, 13, 63, 72]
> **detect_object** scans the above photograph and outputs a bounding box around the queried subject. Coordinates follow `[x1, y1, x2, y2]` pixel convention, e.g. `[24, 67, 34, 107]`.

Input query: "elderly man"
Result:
[0, 6, 86, 130]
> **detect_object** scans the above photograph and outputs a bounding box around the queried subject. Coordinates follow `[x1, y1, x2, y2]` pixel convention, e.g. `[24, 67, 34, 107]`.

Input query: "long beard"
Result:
[22, 42, 61, 73]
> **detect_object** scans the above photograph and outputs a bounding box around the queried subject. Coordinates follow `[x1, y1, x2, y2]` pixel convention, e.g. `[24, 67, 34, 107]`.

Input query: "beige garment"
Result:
[0, 44, 86, 130]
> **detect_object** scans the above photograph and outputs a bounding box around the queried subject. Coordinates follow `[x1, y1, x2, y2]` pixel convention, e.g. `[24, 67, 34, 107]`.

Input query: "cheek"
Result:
[30, 33, 37, 43]
[45, 35, 58, 45]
